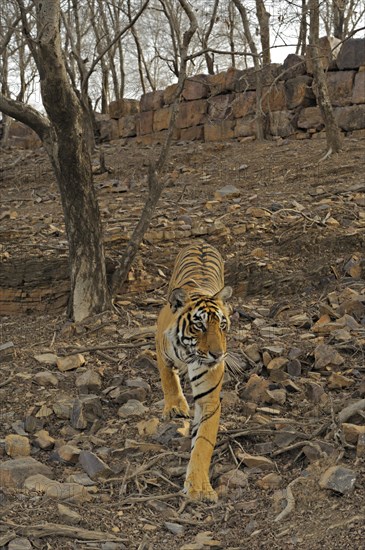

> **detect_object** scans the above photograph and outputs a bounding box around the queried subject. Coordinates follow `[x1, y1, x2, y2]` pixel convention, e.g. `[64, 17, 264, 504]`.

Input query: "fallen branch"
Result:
[120, 491, 184, 504]
[327, 514, 365, 531]
[274, 477, 306, 522]
[0, 522, 126, 542]
[106, 451, 189, 484]
[0, 375, 16, 389]
[271, 440, 315, 457]
[338, 399, 365, 424]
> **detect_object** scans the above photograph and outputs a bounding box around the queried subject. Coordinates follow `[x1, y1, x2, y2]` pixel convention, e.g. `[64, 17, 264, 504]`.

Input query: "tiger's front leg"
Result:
[184, 363, 224, 502]
[156, 347, 190, 419]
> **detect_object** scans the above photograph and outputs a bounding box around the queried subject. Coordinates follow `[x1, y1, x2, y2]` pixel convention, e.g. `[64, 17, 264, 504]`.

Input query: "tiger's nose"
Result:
[209, 351, 224, 362]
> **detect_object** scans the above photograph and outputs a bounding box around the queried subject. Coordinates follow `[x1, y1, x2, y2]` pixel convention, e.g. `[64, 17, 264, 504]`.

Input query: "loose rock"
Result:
[57, 503, 82, 525]
[79, 450, 113, 480]
[319, 465, 357, 494]
[34, 429, 55, 450]
[328, 372, 353, 390]
[0, 457, 53, 488]
[75, 369, 102, 392]
[257, 472, 283, 490]
[342, 423, 365, 444]
[71, 395, 103, 429]
[219, 468, 248, 488]
[34, 353, 58, 365]
[52, 444, 81, 464]
[314, 344, 345, 369]
[8, 538, 33, 550]
[237, 452, 275, 471]
[214, 184, 240, 200]
[24, 474, 91, 502]
[164, 521, 185, 535]
[117, 399, 148, 418]
[34, 370, 59, 386]
[5, 435, 31, 458]
[57, 353, 85, 372]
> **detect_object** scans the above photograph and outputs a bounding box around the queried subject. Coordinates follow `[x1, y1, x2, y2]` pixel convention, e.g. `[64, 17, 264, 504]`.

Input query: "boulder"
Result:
[206, 71, 228, 96]
[208, 94, 235, 120]
[97, 119, 119, 142]
[282, 54, 307, 79]
[337, 38, 365, 70]
[109, 98, 139, 119]
[334, 105, 365, 131]
[182, 75, 209, 100]
[0, 457, 53, 488]
[140, 90, 164, 111]
[204, 120, 235, 142]
[352, 71, 365, 104]
[318, 71, 355, 106]
[262, 82, 287, 112]
[176, 99, 207, 129]
[153, 107, 172, 132]
[163, 83, 179, 105]
[136, 111, 153, 135]
[285, 75, 314, 109]
[180, 125, 204, 141]
[268, 111, 295, 137]
[231, 91, 256, 118]
[234, 116, 256, 138]
[297, 106, 324, 130]
[118, 115, 137, 138]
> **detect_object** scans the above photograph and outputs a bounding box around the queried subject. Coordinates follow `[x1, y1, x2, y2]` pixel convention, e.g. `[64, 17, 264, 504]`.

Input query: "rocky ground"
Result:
[0, 133, 365, 550]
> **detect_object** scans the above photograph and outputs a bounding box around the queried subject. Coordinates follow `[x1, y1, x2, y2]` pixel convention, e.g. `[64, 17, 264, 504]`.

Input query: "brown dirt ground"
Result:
[0, 134, 365, 550]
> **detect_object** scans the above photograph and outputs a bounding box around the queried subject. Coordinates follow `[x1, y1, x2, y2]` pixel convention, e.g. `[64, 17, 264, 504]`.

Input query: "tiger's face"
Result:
[168, 286, 232, 367]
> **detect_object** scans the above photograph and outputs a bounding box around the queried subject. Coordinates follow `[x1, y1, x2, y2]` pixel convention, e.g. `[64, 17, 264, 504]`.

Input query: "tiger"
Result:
[156, 240, 232, 502]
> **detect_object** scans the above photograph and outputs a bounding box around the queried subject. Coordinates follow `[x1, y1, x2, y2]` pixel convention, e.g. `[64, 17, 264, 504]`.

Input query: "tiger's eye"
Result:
[194, 322, 204, 330]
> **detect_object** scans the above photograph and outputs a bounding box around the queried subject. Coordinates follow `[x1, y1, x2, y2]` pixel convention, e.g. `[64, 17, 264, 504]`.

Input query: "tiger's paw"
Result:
[184, 479, 218, 503]
[163, 398, 190, 420]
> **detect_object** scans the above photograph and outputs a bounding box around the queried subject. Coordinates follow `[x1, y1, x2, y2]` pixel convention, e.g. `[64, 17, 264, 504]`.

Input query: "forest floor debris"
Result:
[1, 136, 365, 549]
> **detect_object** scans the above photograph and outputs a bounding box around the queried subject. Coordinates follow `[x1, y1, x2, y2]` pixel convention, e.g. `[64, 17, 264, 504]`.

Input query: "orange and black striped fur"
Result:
[156, 241, 232, 502]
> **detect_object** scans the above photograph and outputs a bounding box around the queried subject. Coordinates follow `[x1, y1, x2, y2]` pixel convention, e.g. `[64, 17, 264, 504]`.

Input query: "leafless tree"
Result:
[232, 0, 265, 140]
[112, 0, 198, 291]
[308, 0, 343, 156]
[255, 0, 271, 65]
[1, 0, 110, 321]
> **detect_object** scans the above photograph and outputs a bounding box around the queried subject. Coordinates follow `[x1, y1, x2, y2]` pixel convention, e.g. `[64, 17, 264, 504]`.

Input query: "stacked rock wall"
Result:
[102, 38, 365, 144]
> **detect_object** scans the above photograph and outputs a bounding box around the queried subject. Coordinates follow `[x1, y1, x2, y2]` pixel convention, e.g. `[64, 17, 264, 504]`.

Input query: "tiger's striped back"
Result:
[168, 241, 224, 298]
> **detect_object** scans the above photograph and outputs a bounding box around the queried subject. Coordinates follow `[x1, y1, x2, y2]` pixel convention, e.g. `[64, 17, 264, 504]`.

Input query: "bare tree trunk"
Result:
[296, 0, 308, 55]
[309, 0, 343, 155]
[228, 1, 236, 68]
[255, 0, 271, 65]
[37, 0, 110, 320]
[232, 0, 265, 140]
[2, 0, 111, 321]
[332, 0, 346, 39]
[0, 47, 10, 146]
[112, 0, 198, 292]
[202, 0, 219, 74]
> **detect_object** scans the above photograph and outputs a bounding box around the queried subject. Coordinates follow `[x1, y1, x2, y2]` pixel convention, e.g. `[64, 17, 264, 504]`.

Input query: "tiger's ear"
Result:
[213, 285, 232, 303]
[169, 287, 188, 312]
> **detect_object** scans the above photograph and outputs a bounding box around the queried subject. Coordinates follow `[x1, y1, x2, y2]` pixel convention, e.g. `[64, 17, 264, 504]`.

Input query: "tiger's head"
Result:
[168, 286, 232, 367]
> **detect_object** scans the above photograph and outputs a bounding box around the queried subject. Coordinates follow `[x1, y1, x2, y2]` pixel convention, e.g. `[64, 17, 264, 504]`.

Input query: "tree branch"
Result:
[82, 0, 150, 93]
[111, 0, 198, 292]
[0, 93, 50, 139]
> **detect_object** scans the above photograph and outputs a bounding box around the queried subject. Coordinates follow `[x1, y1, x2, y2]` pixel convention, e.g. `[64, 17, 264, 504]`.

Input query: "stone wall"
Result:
[100, 38, 365, 144]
